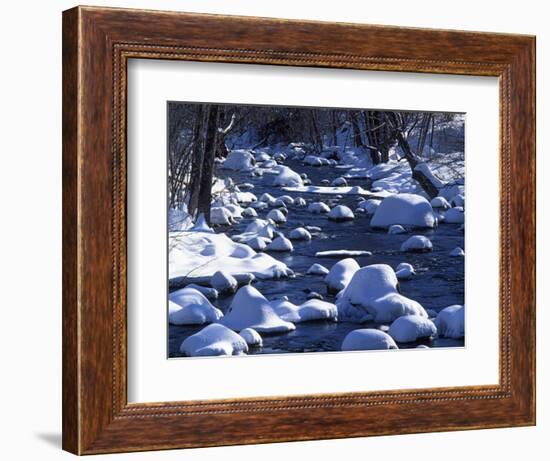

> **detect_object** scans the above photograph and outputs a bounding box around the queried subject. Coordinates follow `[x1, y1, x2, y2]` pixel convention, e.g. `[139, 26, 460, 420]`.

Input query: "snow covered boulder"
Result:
[328, 205, 355, 222]
[185, 284, 219, 300]
[430, 196, 451, 210]
[307, 263, 329, 275]
[331, 177, 348, 187]
[273, 166, 304, 187]
[370, 193, 436, 228]
[266, 236, 293, 252]
[294, 197, 307, 207]
[358, 199, 381, 215]
[239, 328, 263, 346]
[219, 285, 295, 333]
[180, 324, 248, 357]
[336, 264, 427, 323]
[450, 247, 465, 257]
[210, 207, 235, 226]
[267, 209, 287, 224]
[388, 315, 437, 343]
[451, 194, 465, 207]
[244, 219, 275, 239]
[242, 207, 258, 217]
[276, 195, 294, 206]
[168, 288, 223, 325]
[249, 201, 268, 211]
[445, 206, 465, 224]
[400, 235, 433, 253]
[341, 329, 398, 351]
[325, 258, 360, 293]
[271, 298, 338, 323]
[255, 152, 271, 162]
[211, 270, 238, 295]
[222, 150, 256, 171]
[303, 155, 323, 166]
[308, 202, 330, 214]
[388, 224, 406, 235]
[259, 192, 276, 205]
[435, 305, 465, 339]
[395, 262, 415, 280]
[289, 227, 312, 241]
[245, 236, 271, 251]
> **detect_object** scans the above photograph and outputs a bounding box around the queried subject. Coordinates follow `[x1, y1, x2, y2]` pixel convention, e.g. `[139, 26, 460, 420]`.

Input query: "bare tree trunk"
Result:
[196, 105, 220, 222]
[187, 106, 206, 215]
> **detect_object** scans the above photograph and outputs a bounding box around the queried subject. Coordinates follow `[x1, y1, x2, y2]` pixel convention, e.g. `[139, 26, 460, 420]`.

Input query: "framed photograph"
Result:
[62, 6, 536, 454]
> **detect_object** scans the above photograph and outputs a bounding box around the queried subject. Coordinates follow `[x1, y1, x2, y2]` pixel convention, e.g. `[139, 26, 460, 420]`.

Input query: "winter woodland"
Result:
[167, 102, 465, 357]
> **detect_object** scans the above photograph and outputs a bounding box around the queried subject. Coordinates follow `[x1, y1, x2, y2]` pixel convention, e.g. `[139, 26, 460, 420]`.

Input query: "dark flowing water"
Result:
[169, 157, 464, 357]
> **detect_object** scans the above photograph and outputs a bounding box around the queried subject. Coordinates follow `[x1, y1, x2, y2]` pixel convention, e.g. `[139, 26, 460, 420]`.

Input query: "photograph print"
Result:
[167, 102, 465, 358]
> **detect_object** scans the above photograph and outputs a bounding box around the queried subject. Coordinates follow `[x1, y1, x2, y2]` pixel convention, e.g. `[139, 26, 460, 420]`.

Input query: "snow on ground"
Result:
[210, 270, 238, 294]
[168, 288, 223, 325]
[388, 315, 437, 343]
[270, 298, 338, 323]
[325, 258, 360, 293]
[336, 264, 428, 323]
[341, 329, 398, 351]
[266, 236, 293, 252]
[430, 196, 451, 209]
[267, 208, 287, 223]
[371, 193, 436, 228]
[435, 305, 465, 339]
[357, 199, 381, 215]
[219, 285, 296, 333]
[185, 283, 219, 299]
[169, 229, 292, 281]
[328, 205, 355, 221]
[180, 323, 249, 356]
[400, 235, 433, 253]
[283, 185, 373, 196]
[239, 328, 263, 346]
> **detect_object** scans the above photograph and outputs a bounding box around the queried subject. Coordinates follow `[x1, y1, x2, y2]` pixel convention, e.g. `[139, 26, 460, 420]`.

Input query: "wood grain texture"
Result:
[62, 5, 536, 455]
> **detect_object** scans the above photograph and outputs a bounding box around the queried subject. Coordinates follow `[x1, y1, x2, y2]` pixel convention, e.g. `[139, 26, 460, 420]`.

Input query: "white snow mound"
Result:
[388, 315, 437, 342]
[307, 263, 329, 275]
[289, 227, 312, 241]
[222, 150, 256, 171]
[218, 285, 295, 333]
[328, 205, 355, 221]
[180, 323, 248, 356]
[336, 264, 427, 323]
[168, 288, 223, 325]
[272, 166, 304, 187]
[239, 328, 263, 346]
[435, 305, 465, 339]
[210, 270, 238, 294]
[308, 202, 330, 214]
[341, 329, 398, 351]
[401, 235, 433, 252]
[445, 206, 465, 224]
[266, 236, 293, 252]
[325, 258, 360, 293]
[271, 298, 338, 323]
[371, 193, 436, 228]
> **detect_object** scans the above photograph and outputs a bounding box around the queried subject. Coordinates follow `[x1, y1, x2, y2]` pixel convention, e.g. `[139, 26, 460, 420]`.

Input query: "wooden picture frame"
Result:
[62, 5, 536, 455]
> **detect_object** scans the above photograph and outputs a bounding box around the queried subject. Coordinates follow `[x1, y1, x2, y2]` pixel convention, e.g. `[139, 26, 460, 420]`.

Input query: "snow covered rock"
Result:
[307, 263, 329, 275]
[180, 324, 249, 357]
[191, 213, 214, 233]
[388, 224, 406, 235]
[185, 283, 219, 300]
[276, 195, 294, 206]
[239, 328, 263, 346]
[315, 250, 372, 258]
[219, 285, 295, 333]
[244, 219, 274, 238]
[358, 199, 381, 215]
[341, 329, 398, 351]
[271, 298, 338, 323]
[325, 258, 360, 293]
[289, 227, 312, 241]
[450, 247, 465, 257]
[435, 304, 465, 339]
[249, 201, 268, 211]
[336, 264, 427, 323]
[331, 177, 348, 187]
[245, 236, 271, 251]
[222, 150, 256, 171]
[210, 270, 238, 295]
[294, 197, 307, 207]
[210, 207, 235, 226]
[303, 155, 324, 166]
[273, 166, 304, 187]
[259, 192, 276, 205]
[266, 236, 293, 252]
[224, 203, 244, 219]
[267, 209, 287, 224]
[388, 315, 437, 343]
[451, 194, 465, 207]
[400, 235, 433, 253]
[328, 205, 355, 222]
[242, 207, 258, 217]
[255, 152, 271, 162]
[430, 196, 451, 209]
[168, 288, 223, 325]
[395, 262, 415, 280]
[445, 206, 465, 224]
[308, 202, 331, 214]
[370, 193, 436, 228]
